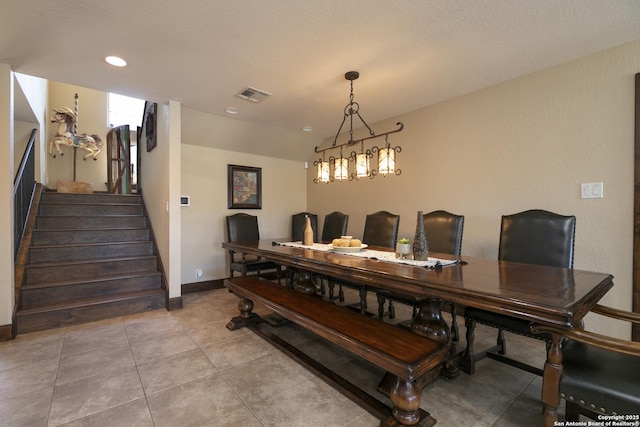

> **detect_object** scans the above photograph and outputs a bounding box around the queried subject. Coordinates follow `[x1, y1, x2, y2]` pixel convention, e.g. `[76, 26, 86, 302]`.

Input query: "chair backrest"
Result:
[292, 212, 318, 242]
[498, 209, 576, 268]
[321, 211, 349, 242]
[226, 213, 260, 242]
[362, 211, 400, 249]
[422, 210, 464, 256]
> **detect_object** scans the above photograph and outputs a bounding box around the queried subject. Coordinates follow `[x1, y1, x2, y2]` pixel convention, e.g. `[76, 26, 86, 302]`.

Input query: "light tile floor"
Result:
[0, 287, 569, 427]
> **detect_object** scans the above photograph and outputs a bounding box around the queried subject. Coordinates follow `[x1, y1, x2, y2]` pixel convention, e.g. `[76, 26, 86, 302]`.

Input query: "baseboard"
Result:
[167, 296, 183, 311]
[0, 323, 13, 342]
[181, 279, 225, 294]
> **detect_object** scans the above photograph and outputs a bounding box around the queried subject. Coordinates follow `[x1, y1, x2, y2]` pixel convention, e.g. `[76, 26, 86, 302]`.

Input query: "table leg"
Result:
[412, 298, 459, 380]
[411, 298, 450, 343]
[226, 296, 261, 330]
[293, 270, 317, 295]
[379, 298, 454, 398]
[541, 333, 562, 427]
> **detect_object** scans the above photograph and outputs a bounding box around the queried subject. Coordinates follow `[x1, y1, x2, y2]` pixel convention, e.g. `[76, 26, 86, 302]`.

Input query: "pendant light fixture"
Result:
[313, 71, 403, 183]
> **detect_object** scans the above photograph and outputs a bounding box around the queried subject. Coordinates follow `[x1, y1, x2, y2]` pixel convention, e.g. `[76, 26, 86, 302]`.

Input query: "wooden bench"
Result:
[224, 276, 449, 427]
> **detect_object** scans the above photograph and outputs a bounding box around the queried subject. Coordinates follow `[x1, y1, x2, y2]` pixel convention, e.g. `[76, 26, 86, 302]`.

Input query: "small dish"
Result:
[329, 244, 368, 253]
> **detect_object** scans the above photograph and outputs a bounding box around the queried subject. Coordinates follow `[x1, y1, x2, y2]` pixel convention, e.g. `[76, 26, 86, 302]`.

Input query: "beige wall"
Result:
[180, 141, 307, 283]
[47, 82, 109, 191]
[140, 101, 182, 298]
[308, 40, 640, 338]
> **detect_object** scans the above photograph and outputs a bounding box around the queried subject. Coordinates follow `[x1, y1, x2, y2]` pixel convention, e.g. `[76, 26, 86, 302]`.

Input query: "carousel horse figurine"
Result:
[48, 106, 103, 160]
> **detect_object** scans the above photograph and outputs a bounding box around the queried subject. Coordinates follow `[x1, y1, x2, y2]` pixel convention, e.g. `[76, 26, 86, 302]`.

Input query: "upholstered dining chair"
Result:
[532, 304, 640, 421]
[321, 211, 349, 243]
[336, 211, 400, 313]
[225, 213, 282, 283]
[292, 212, 318, 242]
[376, 210, 464, 340]
[362, 211, 401, 249]
[463, 209, 576, 375]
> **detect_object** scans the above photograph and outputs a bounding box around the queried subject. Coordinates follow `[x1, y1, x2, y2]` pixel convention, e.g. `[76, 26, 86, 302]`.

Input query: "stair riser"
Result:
[27, 258, 158, 284]
[39, 204, 144, 216]
[16, 293, 166, 334]
[41, 193, 142, 205]
[33, 229, 150, 245]
[22, 274, 162, 306]
[37, 216, 147, 230]
[29, 242, 154, 263]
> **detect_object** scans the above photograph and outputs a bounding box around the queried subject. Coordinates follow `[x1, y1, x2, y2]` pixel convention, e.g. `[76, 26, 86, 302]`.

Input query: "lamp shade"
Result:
[334, 157, 349, 180]
[355, 153, 370, 178]
[378, 147, 395, 175]
[317, 161, 330, 183]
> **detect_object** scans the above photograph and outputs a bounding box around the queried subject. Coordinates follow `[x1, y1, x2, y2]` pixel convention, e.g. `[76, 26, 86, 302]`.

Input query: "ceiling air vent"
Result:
[236, 86, 272, 103]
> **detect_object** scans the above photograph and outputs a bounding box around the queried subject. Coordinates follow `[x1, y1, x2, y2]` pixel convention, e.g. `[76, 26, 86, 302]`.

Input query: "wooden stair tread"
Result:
[30, 241, 151, 250]
[22, 271, 161, 290]
[40, 201, 143, 206]
[26, 254, 157, 269]
[37, 215, 145, 222]
[34, 227, 148, 232]
[17, 289, 165, 316]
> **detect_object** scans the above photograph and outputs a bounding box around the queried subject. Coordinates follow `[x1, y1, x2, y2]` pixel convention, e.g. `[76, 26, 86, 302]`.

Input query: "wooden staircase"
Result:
[15, 191, 166, 334]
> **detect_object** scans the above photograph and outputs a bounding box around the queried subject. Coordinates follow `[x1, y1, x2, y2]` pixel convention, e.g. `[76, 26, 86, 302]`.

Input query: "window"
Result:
[108, 93, 145, 128]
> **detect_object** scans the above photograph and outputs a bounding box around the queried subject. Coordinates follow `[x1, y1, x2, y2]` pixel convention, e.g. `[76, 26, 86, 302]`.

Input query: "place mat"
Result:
[277, 241, 458, 269]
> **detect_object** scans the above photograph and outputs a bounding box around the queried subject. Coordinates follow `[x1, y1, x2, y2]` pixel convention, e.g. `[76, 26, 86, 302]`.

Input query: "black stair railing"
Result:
[13, 129, 37, 261]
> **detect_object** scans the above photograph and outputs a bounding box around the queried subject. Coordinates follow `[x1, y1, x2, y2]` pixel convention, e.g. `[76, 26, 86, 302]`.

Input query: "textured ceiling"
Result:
[2, 0, 640, 141]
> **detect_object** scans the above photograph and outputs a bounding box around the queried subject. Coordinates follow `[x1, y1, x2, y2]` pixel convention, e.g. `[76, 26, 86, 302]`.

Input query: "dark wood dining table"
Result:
[222, 239, 614, 426]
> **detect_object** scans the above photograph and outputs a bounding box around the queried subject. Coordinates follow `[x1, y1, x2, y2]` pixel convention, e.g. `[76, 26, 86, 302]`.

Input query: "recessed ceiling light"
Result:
[225, 107, 239, 114]
[105, 56, 127, 67]
[301, 126, 314, 132]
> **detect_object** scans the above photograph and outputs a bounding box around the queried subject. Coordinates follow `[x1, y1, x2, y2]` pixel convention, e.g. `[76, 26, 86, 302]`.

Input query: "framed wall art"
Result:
[228, 164, 262, 209]
[143, 101, 157, 152]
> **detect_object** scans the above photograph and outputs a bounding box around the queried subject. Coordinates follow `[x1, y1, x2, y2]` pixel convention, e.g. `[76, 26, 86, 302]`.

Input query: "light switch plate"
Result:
[581, 182, 603, 199]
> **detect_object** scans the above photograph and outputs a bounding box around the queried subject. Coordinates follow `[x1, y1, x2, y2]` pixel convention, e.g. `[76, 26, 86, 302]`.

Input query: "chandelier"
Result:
[313, 71, 404, 183]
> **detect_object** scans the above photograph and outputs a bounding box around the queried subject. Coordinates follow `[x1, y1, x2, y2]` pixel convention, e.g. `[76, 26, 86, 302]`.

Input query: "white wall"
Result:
[180, 142, 307, 283]
[14, 73, 47, 184]
[14, 121, 35, 171]
[308, 40, 640, 339]
[0, 64, 14, 326]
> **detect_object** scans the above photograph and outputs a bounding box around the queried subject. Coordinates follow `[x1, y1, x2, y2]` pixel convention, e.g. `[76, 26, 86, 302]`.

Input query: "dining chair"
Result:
[225, 213, 282, 283]
[463, 209, 576, 375]
[292, 212, 318, 242]
[336, 211, 400, 314]
[361, 210, 401, 249]
[321, 211, 349, 243]
[532, 304, 640, 421]
[376, 210, 464, 340]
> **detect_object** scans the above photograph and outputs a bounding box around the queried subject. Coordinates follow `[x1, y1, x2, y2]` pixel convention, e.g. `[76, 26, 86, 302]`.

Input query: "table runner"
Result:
[277, 241, 457, 269]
